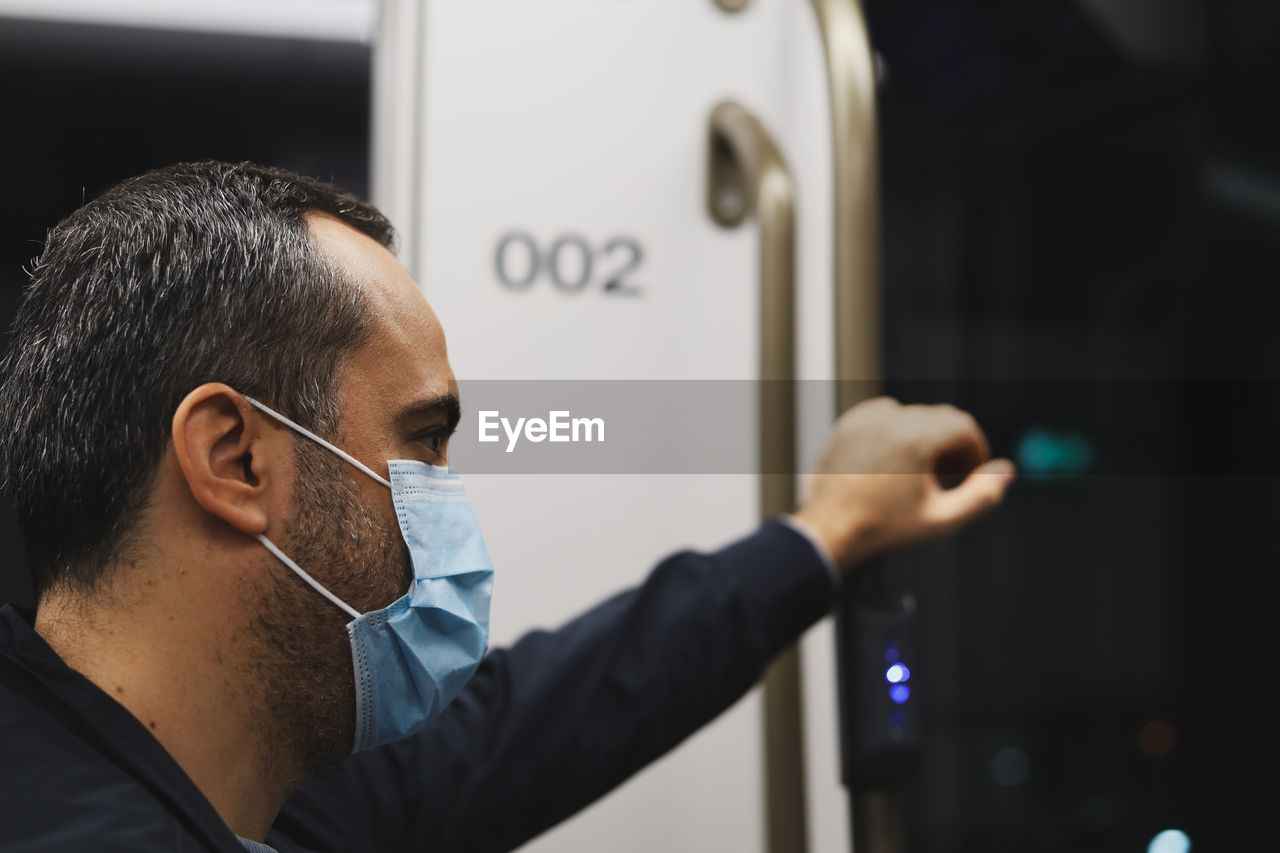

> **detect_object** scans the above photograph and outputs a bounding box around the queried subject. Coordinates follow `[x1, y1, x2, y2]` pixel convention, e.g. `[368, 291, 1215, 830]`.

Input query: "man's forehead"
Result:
[306, 212, 414, 305]
[306, 212, 443, 338]
[304, 211, 454, 410]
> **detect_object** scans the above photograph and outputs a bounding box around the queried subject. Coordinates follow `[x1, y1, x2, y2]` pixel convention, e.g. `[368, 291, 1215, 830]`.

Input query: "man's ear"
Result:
[172, 383, 279, 536]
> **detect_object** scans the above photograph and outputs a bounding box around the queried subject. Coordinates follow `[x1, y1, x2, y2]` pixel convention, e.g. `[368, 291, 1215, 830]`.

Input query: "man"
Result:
[0, 161, 1014, 852]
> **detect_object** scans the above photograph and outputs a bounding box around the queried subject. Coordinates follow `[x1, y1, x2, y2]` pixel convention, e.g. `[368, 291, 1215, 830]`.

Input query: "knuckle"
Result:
[863, 395, 899, 411]
[941, 404, 977, 430]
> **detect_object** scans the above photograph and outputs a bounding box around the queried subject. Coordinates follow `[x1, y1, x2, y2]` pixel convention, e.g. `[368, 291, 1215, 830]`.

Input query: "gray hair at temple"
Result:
[0, 160, 395, 598]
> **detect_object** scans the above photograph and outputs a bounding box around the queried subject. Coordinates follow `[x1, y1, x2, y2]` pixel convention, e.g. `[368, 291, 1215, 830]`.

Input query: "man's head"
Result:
[0, 161, 396, 596]
[0, 161, 463, 773]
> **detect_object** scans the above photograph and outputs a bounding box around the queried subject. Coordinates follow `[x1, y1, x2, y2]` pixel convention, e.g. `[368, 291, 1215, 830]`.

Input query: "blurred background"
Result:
[1, 1, 1277, 852]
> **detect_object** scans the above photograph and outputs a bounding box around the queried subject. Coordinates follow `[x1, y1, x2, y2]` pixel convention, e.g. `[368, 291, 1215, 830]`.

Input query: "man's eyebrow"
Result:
[396, 394, 462, 433]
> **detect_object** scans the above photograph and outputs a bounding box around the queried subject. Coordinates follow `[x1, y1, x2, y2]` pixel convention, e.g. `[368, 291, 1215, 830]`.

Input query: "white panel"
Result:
[379, 1, 852, 850]
[416, 0, 782, 382]
[371, 0, 424, 271]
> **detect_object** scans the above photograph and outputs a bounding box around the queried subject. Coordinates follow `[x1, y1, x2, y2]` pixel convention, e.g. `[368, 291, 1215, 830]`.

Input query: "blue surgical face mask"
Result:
[244, 396, 494, 754]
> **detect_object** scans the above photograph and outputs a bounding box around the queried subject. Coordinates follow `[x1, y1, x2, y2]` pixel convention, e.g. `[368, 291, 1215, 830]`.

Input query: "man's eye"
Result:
[416, 430, 447, 455]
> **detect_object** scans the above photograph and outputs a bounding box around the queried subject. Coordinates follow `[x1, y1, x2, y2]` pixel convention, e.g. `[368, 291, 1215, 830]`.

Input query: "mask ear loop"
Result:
[256, 534, 362, 621]
[242, 395, 393, 489]
[239, 394, 392, 621]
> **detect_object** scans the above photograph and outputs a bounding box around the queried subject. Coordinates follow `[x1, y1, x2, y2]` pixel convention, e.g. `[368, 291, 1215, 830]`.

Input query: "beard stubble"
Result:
[249, 436, 411, 783]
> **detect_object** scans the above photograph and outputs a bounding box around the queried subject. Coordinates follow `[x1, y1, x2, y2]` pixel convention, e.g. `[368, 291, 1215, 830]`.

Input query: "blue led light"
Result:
[885, 663, 911, 684]
[1147, 829, 1191, 853]
[884, 647, 899, 664]
[889, 684, 911, 704]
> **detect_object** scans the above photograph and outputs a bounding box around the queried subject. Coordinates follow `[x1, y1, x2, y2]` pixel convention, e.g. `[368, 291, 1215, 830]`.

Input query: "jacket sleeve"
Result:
[272, 520, 836, 853]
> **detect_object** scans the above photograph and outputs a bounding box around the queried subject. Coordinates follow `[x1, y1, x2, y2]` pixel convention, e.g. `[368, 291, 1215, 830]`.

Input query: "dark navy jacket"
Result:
[0, 521, 833, 852]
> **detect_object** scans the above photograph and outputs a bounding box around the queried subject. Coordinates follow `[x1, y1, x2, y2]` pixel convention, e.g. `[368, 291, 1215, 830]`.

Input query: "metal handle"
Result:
[707, 100, 807, 853]
[810, 0, 882, 404]
[806, 3, 903, 853]
[711, 0, 886, 846]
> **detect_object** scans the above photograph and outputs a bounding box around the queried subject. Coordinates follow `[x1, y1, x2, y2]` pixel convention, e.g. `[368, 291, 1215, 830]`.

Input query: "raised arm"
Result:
[273, 397, 1015, 853]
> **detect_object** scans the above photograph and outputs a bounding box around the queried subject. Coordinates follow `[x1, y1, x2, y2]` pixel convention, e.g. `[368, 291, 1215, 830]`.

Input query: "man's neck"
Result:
[35, 583, 298, 842]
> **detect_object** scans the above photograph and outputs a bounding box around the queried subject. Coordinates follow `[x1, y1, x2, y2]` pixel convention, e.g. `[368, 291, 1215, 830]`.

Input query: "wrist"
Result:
[778, 515, 839, 582]
[789, 504, 877, 574]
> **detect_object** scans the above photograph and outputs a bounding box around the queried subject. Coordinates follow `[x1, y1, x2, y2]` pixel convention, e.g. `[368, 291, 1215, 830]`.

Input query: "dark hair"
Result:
[0, 160, 395, 597]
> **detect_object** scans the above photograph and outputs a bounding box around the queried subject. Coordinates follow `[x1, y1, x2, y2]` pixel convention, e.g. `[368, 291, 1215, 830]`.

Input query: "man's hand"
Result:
[791, 396, 1016, 573]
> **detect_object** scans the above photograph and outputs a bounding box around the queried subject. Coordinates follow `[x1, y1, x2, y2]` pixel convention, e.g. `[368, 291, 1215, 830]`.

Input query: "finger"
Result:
[924, 458, 1016, 533]
[916, 407, 990, 485]
[840, 395, 899, 422]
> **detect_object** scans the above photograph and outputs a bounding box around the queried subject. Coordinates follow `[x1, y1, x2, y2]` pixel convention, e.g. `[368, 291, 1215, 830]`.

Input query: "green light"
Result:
[1016, 428, 1095, 477]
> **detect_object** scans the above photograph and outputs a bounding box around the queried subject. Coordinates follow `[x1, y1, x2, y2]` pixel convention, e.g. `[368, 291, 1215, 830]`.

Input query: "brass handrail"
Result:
[811, 0, 882, 406]
[808, 3, 896, 853]
[707, 100, 807, 853]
